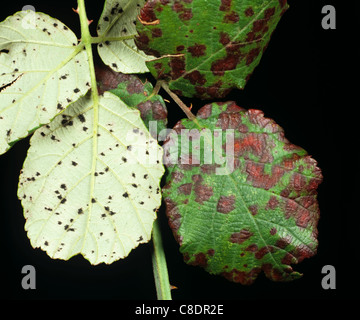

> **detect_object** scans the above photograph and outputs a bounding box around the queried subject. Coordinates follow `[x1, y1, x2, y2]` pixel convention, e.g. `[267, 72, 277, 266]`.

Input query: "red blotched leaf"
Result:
[95, 65, 168, 135]
[162, 101, 322, 284]
[136, 0, 288, 99]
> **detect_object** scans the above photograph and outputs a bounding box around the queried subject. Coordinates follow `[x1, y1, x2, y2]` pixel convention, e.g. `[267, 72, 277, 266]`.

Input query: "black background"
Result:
[0, 0, 357, 302]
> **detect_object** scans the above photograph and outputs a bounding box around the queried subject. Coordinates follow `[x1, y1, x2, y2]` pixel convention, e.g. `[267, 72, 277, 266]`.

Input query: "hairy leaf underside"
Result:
[0, 11, 90, 155]
[97, 0, 155, 73]
[136, 0, 288, 99]
[162, 101, 322, 284]
[18, 92, 164, 264]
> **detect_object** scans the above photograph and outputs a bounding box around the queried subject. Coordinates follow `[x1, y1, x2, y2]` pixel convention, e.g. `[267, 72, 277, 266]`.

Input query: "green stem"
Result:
[160, 82, 201, 127]
[151, 218, 172, 300]
[77, 0, 100, 245]
[77, 0, 99, 104]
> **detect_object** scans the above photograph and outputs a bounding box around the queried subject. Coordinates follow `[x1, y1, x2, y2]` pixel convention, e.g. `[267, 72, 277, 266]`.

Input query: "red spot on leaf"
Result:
[187, 43, 207, 57]
[264, 7, 276, 19]
[230, 229, 253, 244]
[245, 244, 258, 252]
[139, 2, 158, 22]
[200, 164, 219, 174]
[126, 80, 144, 94]
[211, 39, 245, 76]
[281, 252, 296, 265]
[184, 70, 206, 85]
[299, 196, 316, 209]
[279, 0, 287, 8]
[172, 171, 184, 183]
[165, 198, 183, 244]
[270, 227, 277, 235]
[246, 162, 285, 190]
[222, 267, 261, 285]
[262, 264, 285, 281]
[296, 209, 311, 228]
[136, 32, 160, 57]
[191, 174, 203, 183]
[169, 56, 185, 79]
[217, 195, 236, 214]
[189, 252, 208, 267]
[220, 0, 232, 11]
[249, 205, 258, 215]
[172, 2, 193, 20]
[291, 243, 316, 263]
[247, 109, 279, 133]
[253, 19, 266, 33]
[216, 108, 243, 130]
[151, 28, 162, 37]
[180, 9, 193, 20]
[284, 198, 319, 230]
[151, 101, 168, 120]
[179, 153, 200, 170]
[282, 153, 301, 170]
[172, 2, 183, 12]
[219, 32, 231, 46]
[245, 7, 254, 17]
[246, 47, 261, 65]
[196, 103, 212, 119]
[255, 245, 275, 259]
[211, 55, 239, 76]
[194, 183, 213, 204]
[194, 80, 231, 99]
[224, 11, 239, 23]
[276, 236, 292, 249]
[292, 173, 307, 193]
[266, 196, 279, 210]
[233, 133, 270, 161]
[178, 183, 193, 195]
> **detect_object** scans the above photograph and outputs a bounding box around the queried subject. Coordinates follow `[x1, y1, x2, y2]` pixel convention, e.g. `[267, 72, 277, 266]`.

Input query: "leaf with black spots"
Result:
[136, 0, 288, 99]
[97, 0, 154, 73]
[0, 11, 90, 155]
[162, 101, 322, 284]
[18, 92, 164, 265]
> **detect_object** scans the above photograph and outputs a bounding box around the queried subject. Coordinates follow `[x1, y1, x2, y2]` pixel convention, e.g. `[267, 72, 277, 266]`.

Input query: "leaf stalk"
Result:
[151, 218, 172, 300]
[160, 81, 197, 122]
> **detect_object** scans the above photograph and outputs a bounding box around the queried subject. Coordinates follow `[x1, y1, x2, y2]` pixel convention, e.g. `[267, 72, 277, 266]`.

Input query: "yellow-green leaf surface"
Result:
[0, 10, 91, 155]
[97, 0, 154, 73]
[18, 92, 164, 264]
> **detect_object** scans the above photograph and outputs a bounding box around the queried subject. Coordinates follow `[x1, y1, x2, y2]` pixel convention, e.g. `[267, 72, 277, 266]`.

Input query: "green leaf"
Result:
[0, 10, 91, 155]
[109, 77, 168, 137]
[95, 65, 168, 136]
[18, 92, 164, 265]
[97, 0, 154, 73]
[162, 101, 322, 284]
[136, 0, 288, 99]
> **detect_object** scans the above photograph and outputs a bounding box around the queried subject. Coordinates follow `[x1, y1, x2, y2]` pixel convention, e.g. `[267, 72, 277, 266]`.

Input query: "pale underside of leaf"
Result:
[0, 10, 91, 155]
[97, 0, 154, 73]
[18, 92, 164, 265]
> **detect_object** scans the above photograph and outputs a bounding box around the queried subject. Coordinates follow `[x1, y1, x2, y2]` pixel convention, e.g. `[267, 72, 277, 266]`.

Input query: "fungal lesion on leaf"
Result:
[0, 72, 24, 93]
